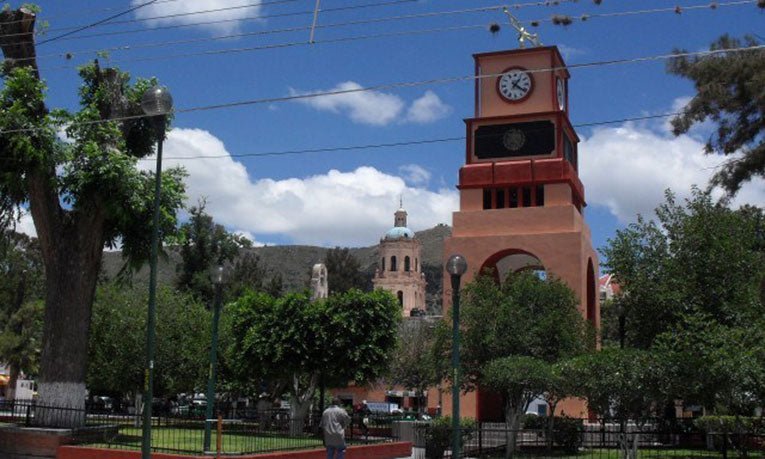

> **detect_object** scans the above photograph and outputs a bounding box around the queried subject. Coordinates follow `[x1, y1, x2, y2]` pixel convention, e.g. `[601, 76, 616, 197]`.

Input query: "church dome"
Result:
[384, 226, 415, 240]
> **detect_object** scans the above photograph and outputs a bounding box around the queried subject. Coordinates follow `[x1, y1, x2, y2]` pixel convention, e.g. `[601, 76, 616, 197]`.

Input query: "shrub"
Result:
[422, 416, 476, 459]
[552, 415, 583, 453]
[522, 413, 546, 430]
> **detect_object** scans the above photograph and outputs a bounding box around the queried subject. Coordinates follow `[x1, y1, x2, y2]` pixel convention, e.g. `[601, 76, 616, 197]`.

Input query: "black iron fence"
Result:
[0, 400, 398, 455]
[412, 423, 765, 459]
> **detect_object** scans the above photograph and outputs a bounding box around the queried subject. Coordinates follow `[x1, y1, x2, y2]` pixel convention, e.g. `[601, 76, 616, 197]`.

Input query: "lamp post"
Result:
[204, 265, 225, 451]
[446, 254, 467, 459]
[140, 85, 173, 459]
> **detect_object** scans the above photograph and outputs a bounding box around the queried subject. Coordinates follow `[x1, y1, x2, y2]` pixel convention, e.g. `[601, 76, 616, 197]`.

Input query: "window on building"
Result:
[381, 257, 385, 272]
[415, 258, 419, 272]
[522, 187, 532, 207]
[391, 256, 397, 271]
[405, 256, 411, 272]
[397, 291, 404, 306]
[496, 189, 505, 209]
[536, 185, 545, 207]
[509, 188, 518, 208]
[483, 188, 492, 210]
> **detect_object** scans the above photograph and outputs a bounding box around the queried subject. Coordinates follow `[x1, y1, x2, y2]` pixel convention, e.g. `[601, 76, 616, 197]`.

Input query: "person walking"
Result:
[320, 397, 351, 459]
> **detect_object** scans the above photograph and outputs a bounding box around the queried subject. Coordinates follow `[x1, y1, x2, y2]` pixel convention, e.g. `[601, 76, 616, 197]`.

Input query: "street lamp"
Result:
[446, 254, 467, 459]
[204, 265, 225, 451]
[140, 85, 173, 459]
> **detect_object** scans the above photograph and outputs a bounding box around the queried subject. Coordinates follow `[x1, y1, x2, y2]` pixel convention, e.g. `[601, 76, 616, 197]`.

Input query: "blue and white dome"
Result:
[382, 203, 416, 241]
[384, 226, 415, 240]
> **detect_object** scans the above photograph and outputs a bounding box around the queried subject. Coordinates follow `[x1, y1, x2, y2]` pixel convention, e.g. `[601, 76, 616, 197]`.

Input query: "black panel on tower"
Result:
[474, 121, 555, 159]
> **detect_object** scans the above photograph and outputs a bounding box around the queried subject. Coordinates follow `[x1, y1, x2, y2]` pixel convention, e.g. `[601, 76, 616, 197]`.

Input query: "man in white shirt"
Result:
[320, 397, 351, 459]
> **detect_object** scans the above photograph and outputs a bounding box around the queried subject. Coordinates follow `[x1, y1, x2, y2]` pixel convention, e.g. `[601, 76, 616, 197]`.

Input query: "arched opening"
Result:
[587, 258, 596, 325]
[404, 256, 411, 272]
[381, 257, 385, 272]
[480, 248, 546, 284]
[391, 256, 397, 271]
[397, 291, 404, 307]
[415, 258, 419, 272]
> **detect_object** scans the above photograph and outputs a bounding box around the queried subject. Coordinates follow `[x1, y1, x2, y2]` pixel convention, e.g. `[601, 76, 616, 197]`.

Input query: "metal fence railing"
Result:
[412, 423, 765, 459]
[0, 399, 399, 455]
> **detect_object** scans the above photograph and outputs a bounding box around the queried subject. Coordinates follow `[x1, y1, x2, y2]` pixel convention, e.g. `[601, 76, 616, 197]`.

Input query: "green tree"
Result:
[568, 349, 670, 459]
[0, 300, 43, 400]
[458, 271, 593, 457]
[0, 231, 44, 400]
[324, 247, 365, 295]
[176, 201, 250, 303]
[227, 251, 282, 301]
[600, 188, 765, 349]
[387, 318, 441, 413]
[227, 289, 399, 434]
[87, 283, 210, 404]
[654, 315, 765, 417]
[668, 35, 765, 195]
[0, 8, 186, 417]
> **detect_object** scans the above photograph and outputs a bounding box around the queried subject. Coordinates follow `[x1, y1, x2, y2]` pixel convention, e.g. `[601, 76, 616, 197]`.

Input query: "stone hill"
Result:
[101, 224, 452, 310]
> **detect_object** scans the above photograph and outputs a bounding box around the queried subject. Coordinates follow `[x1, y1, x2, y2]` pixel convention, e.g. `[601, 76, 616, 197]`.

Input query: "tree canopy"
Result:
[456, 270, 593, 457]
[0, 6, 187, 416]
[600, 188, 764, 349]
[600, 188, 765, 420]
[323, 247, 366, 294]
[668, 35, 765, 195]
[87, 283, 210, 400]
[226, 289, 399, 432]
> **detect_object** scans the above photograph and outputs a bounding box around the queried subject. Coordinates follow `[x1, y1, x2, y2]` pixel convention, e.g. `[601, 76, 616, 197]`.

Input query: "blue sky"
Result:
[22, 0, 765, 252]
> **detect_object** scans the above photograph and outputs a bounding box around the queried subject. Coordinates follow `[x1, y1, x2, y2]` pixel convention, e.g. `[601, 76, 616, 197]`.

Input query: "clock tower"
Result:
[440, 46, 599, 421]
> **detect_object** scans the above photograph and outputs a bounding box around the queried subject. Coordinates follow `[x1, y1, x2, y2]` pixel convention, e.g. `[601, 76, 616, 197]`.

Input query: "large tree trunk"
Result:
[288, 373, 318, 436]
[0, 9, 125, 426]
[36, 227, 104, 426]
[504, 400, 525, 459]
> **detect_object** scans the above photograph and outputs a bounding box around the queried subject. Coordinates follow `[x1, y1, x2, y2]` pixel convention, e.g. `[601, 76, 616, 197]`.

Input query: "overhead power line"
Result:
[29, 5, 504, 63]
[51, 23, 490, 69]
[0, 0, 416, 42]
[38, 0, 417, 40]
[47, 0, 302, 32]
[530, 0, 756, 25]
[36, 0, 160, 46]
[0, 112, 682, 163]
[11, 0, 572, 44]
[0, 44, 762, 136]
[153, 112, 682, 162]
[26, 0, 756, 71]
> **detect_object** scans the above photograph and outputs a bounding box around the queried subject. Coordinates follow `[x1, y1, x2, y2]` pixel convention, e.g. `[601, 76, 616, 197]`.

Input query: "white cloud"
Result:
[131, 0, 262, 34]
[141, 128, 458, 246]
[580, 123, 765, 223]
[557, 44, 588, 60]
[290, 82, 451, 126]
[290, 82, 404, 126]
[406, 90, 452, 124]
[15, 211, 36, 238]
[399, 164, 431, 186]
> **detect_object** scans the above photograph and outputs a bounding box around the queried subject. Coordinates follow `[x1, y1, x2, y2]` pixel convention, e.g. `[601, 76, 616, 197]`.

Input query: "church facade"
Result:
[372, 205, 427, 318]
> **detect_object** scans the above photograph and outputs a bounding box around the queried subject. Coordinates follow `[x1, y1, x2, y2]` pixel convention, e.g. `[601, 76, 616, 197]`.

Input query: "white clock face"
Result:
[498, 68, 533, 102]
[556, 78, 566, 111]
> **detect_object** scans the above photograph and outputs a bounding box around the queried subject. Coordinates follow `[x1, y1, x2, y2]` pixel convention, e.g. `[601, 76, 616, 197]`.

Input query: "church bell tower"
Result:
[441, 46, 600, 421]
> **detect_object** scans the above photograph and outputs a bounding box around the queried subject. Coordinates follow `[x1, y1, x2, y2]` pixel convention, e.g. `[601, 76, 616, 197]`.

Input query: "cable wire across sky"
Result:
[0, 43, 762, 137]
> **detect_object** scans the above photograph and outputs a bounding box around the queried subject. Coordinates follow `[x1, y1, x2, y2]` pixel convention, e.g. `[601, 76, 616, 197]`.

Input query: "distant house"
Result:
[599, 273, 621, 302]
[0, 364, 35, 400]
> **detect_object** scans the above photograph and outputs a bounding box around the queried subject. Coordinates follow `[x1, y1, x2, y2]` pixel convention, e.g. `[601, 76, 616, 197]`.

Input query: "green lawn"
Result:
[87, 426, 324, 454]
[480, 449, 742, 459]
